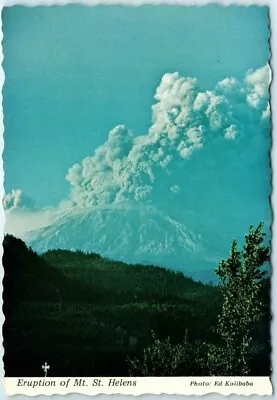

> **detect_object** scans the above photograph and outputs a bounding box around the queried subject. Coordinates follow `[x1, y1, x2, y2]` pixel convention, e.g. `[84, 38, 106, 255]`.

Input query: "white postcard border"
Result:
[0, 0, 276, 398]
[3, 377, 273, 396]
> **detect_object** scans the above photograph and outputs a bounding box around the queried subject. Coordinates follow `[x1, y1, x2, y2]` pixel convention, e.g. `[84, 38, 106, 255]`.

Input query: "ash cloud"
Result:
[3, 188, 35, 211]
[65, 64, 271, 210]
[3, 189, 66, 239]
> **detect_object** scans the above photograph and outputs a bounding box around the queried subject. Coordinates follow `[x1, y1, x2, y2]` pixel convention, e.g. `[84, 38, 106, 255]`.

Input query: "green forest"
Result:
[3, 224, 271, 377]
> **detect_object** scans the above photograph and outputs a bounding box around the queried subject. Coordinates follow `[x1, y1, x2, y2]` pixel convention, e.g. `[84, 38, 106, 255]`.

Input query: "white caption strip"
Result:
[4, 376, 272, 396]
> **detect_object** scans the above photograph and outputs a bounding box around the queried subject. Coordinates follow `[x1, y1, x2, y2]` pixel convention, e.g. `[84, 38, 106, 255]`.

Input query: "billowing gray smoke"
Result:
[65, 65, 270, 213]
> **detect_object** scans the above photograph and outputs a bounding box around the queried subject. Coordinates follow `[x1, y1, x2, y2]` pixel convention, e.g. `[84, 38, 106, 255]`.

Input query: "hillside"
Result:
[23, 203, 219, 282]
[3, 234, 222, 377]
[3, 235, 270, 377]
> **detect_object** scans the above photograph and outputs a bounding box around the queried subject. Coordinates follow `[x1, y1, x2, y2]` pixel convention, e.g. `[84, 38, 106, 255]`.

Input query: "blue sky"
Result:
[3, 4, 270, 209]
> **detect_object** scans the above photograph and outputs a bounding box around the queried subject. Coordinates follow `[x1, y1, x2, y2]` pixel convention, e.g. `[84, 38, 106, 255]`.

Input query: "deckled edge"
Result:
[269, 1, 276, 397]
[0, 0, 274, 8]
[1, 4, 5, 400]
[0, 1, 276, 399]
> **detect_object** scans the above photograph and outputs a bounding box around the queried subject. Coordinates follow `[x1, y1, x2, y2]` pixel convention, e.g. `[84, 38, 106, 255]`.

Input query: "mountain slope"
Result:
[24, 203, 218, 276]
[3, 235, 223, 377]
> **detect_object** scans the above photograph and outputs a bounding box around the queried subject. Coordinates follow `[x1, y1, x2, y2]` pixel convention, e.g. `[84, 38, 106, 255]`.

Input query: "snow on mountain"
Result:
[24, 202, 218, 276]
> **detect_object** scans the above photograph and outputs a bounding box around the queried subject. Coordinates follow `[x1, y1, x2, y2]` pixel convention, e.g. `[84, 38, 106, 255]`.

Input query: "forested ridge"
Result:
[3, 233, 270, 377]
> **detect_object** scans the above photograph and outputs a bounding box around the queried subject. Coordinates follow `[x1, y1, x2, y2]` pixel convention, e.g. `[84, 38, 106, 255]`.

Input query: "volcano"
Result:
[23, 202, 218, 279]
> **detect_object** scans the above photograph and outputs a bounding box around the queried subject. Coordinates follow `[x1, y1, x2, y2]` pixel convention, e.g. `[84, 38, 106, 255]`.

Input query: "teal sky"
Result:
[2, 5, 270, 208]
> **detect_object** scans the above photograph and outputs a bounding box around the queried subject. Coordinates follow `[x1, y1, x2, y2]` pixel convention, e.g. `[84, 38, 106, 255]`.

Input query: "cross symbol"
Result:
[42, 362, 50, 377]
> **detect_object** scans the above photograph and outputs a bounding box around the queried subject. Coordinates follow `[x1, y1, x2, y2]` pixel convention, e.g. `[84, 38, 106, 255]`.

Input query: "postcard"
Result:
[1, 3, 272, 396]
